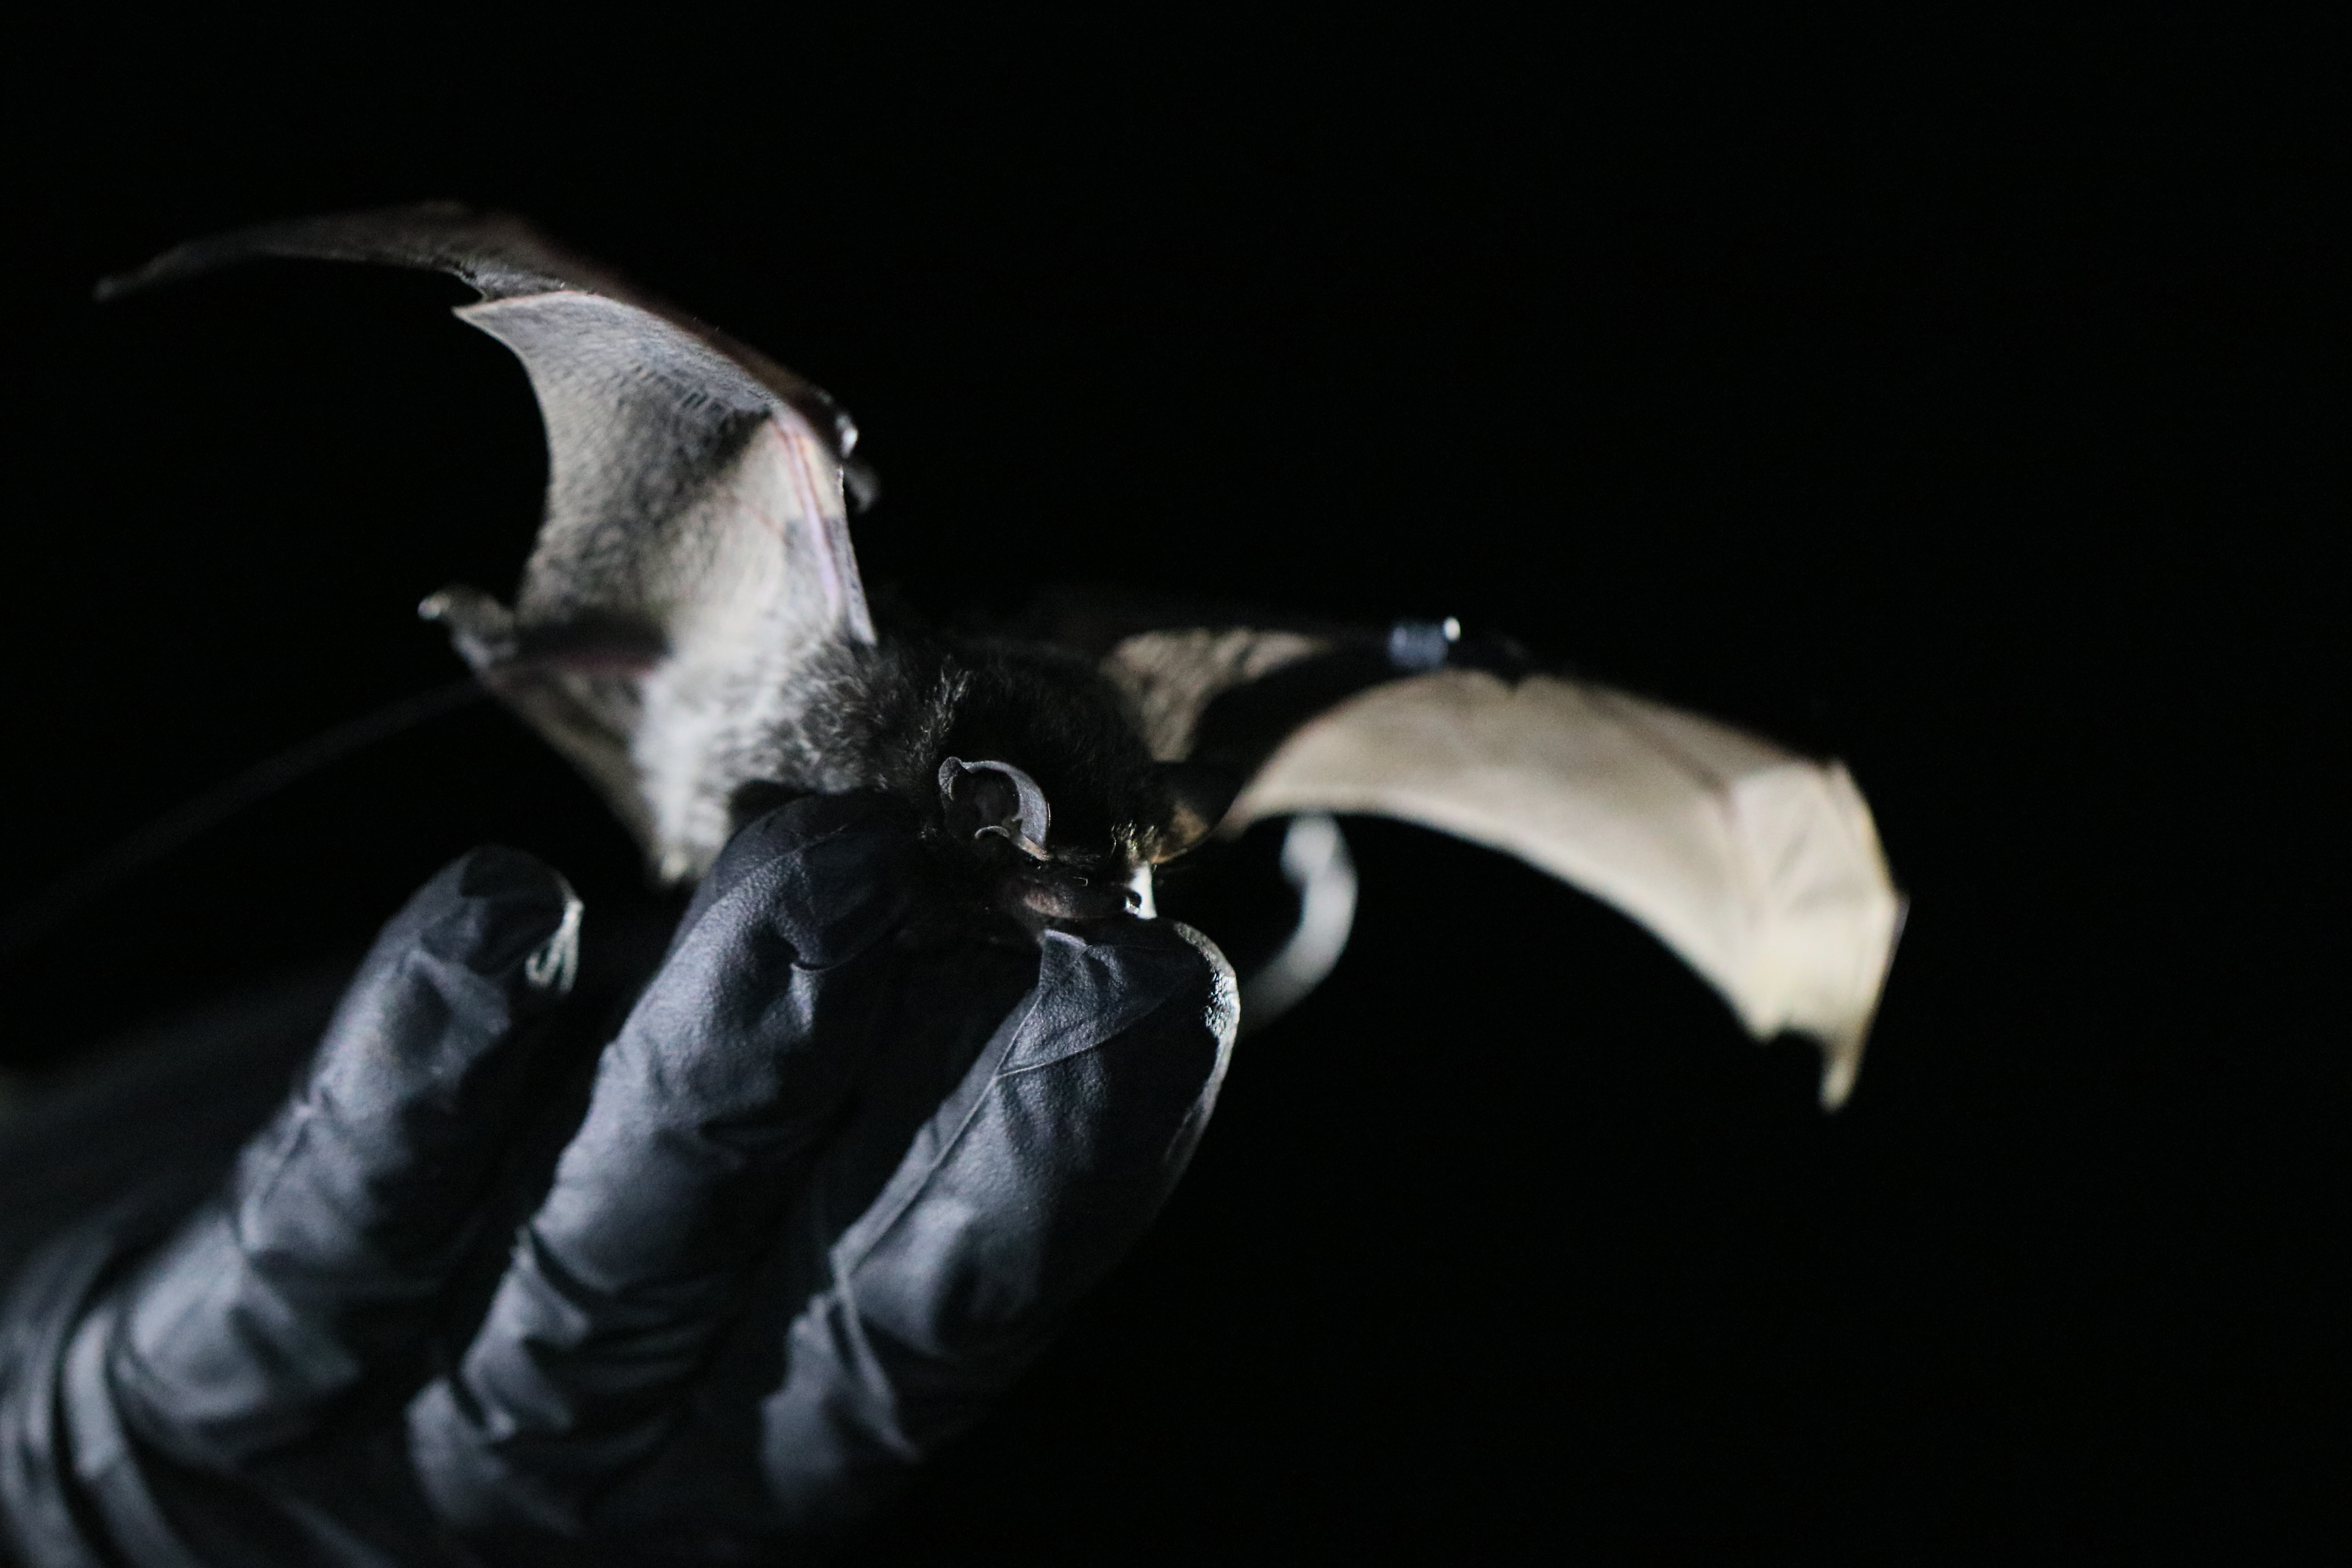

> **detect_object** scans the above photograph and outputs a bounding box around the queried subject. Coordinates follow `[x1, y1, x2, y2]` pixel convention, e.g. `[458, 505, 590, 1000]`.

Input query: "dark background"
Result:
[0, 17, 2338, 1561]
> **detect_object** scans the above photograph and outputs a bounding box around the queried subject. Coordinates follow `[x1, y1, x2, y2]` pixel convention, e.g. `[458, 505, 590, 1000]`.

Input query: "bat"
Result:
[99, 203, 1904, 1107]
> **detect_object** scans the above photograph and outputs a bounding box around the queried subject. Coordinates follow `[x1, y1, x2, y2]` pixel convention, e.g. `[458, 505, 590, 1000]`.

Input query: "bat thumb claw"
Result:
[419, 584, 519, 670]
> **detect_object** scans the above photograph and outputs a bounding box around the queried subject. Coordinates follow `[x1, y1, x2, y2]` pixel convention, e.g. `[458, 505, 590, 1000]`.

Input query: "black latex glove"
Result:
[0, 794, 1235, 1566]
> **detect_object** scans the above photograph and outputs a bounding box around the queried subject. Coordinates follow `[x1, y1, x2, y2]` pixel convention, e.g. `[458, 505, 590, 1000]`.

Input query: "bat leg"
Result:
[1235, 814, 1357, 1036]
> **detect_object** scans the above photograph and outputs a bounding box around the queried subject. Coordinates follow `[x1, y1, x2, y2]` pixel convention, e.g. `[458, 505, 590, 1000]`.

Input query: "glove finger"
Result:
[758, 916, 1236, 1532]
[409, 797, 915, 1541]
[108, 845, 581, 1466]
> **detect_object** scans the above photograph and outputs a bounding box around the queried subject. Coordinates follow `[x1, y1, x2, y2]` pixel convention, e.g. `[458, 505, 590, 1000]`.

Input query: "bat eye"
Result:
[938, 757, 1053, 858]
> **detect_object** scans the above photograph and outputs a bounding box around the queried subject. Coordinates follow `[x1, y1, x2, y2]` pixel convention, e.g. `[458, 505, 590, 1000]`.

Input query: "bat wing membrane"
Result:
[456, 292, 874, 877]
[1105, 626, 1903, 1107]
[103, 205, 877, 879]
[105, 214, 1904, 1094]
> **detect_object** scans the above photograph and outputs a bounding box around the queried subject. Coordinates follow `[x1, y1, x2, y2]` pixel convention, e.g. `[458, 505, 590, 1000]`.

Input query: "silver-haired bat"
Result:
[100, 204, 1903, 1104]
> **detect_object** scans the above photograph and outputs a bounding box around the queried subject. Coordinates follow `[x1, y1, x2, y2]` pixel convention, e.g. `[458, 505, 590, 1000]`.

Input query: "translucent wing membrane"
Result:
[1101, 621, 1903, 1106]
[105, 205, 877, 879]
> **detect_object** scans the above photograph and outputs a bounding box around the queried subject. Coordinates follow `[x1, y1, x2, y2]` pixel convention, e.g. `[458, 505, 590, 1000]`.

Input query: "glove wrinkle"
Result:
[0, 850, 606, 1568]
[1, 1210, 152, 1568]
[0, 805, 1247, 1566]
[757, 917, 1237, 1535]
[74, 1294, 475, 1568]
[102, 848, 578, 1473]
[0, 1181, 332, 1568]
[408, 797, 918, 1544]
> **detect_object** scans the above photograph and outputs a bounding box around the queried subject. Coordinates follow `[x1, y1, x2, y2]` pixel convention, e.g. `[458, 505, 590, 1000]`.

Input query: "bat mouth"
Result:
[938, 755, 1151, 926]
[1011, 871, 1140, 922]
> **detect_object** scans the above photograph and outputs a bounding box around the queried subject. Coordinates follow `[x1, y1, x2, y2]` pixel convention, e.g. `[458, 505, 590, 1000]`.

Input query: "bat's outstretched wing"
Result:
[100, 203, 877, 880]
[1098, 620, 1904, 1107]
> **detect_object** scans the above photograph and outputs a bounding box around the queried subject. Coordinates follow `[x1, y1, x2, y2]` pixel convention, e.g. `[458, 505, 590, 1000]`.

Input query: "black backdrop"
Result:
[0, 18, 2337, 1561]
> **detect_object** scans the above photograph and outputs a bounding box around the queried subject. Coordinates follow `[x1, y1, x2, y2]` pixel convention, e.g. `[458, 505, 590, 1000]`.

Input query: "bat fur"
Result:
[98, 204, 1904, 1099]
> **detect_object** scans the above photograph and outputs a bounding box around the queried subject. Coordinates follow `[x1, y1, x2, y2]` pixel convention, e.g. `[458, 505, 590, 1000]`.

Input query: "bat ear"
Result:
[1149, 762, 1241, 863]
[938, 758, 1053, 858]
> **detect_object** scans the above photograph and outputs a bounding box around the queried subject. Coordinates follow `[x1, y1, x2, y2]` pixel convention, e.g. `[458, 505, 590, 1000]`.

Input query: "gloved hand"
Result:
[0, 793, 1235, 1566]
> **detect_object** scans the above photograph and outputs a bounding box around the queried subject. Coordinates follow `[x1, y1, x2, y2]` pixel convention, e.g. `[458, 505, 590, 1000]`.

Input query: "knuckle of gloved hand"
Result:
[1070, 918, 1228, 1013]
[769, 826, 917, 966]
[698, 796, 920, 970]
[1010, 921, 1232, 1086]
[706, 791, 904, 887]
[413, 845, 580, 982]
[1170, 920, 1239, 1045]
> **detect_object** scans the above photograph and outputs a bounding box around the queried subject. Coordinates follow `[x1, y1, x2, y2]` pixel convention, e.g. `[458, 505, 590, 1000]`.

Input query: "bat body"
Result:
[101, 205, 1904, 1104]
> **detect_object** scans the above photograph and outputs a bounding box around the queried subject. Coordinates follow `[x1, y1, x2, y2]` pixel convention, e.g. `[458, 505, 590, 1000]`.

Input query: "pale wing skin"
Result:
[453, 292, 873, 878]
[1223, 669, 1904, 1107]
[102, 205, 877, 880]
[1099, 626, 1335, 760]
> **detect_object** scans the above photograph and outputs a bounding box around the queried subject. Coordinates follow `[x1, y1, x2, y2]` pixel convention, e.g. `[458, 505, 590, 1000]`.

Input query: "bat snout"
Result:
[981, 843, 1150, 928]
[1011, 874, 1139, 923]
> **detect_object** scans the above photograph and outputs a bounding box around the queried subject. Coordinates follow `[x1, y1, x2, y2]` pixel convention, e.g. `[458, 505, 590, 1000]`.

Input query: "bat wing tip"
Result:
[1817, 1048, 1862, 1111]
[1811, 892, 1908, 1112]
[91, 241, 230, 304]
[91, 267, 153, 304]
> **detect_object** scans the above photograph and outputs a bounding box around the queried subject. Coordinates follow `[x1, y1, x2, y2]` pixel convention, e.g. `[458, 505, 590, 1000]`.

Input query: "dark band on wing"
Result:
[1187, 630, 1538, 786]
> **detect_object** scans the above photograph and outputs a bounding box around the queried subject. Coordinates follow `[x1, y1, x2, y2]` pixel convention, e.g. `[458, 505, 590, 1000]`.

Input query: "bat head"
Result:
[909, 646, 1238, 932]
[936, 755, 1136, 923]
[759, 637, 1235, 934]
